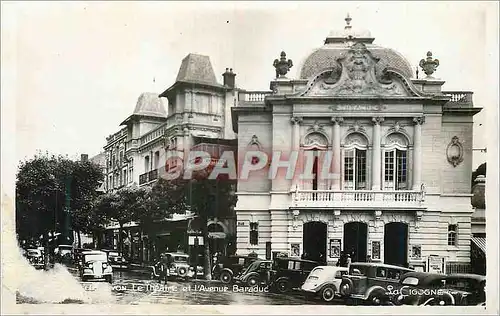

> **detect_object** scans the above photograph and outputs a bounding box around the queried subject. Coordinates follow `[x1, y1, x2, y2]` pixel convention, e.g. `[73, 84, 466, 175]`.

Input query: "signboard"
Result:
[188, 236, 204, 246]
[371, 241, 381, 260]
[411, 245, 422, 260]
[329, 104, 388, 112]
[329, 239, 341, 258]
[427, 255, 446, 274]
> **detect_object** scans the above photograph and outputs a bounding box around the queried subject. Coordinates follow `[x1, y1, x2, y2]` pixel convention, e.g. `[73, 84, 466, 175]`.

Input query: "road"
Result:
[71, 269, 339, 305]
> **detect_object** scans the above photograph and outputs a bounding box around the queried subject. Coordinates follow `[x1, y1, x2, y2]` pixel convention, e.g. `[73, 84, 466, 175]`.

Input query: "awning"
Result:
[471, 237, 486, 255]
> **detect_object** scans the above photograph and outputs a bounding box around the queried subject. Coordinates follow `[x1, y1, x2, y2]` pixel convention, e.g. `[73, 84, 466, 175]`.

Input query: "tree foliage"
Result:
[16, 154, 104, 245]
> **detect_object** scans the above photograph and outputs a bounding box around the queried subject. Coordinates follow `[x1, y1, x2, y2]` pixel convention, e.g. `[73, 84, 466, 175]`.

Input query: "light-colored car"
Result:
[301, 266, 349, 302]
[151, 252, 201, 281]
[79, 250, 113, 283]
[26, 248, 45, 269]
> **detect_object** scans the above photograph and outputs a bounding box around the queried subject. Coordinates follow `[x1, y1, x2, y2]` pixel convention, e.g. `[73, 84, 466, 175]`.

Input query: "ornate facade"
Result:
[232, 17, 481, 272]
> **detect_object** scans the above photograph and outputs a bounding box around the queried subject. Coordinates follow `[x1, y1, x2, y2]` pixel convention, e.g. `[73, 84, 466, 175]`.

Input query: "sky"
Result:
[2, 1, 499, 195]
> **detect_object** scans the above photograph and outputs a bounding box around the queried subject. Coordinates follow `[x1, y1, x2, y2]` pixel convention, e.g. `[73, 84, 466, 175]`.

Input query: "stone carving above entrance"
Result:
[304, 132, 328, 148]
[301, 42, 418, 97]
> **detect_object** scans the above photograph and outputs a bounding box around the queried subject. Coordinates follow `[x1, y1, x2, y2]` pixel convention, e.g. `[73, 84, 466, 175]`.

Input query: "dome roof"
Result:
[298, 15, 414, 80]
[133, 92, 167, 118]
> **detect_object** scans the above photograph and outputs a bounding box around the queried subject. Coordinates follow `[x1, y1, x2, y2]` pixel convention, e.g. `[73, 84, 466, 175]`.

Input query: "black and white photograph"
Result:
[1, 1, 498, 315]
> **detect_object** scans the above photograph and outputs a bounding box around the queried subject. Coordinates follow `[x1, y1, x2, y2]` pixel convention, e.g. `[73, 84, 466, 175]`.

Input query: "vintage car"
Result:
[55, 245, 73, 264]
[268, 257, 321, 294]
[339, 262, 413, 305]
[301, 266, 349, 302]
[396, 272, 486, 306]
[151, 252, 201, 281]
[25, 248, 45, 269]
[234, 260, 273, 287]
[212, 255, 258, 284]
[78, 250, 113, 283]
[102, 250, 129, 269]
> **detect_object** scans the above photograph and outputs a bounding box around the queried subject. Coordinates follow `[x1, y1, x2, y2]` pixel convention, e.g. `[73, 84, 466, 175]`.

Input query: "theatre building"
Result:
[232, 17, 481, 272]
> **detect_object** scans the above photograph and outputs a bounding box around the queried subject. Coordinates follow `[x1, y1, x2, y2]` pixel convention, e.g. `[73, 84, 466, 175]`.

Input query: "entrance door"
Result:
[343, 222, 368, 262]
[303, 221, 327, 263]
[384, 222, 408, 267]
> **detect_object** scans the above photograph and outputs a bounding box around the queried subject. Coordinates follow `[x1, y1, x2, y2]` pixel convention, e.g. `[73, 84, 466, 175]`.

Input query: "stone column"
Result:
[412, 116, 425, 190]
[183, 127, 190, 164]
[291, 116, 302, 189]
[331, 117, 344, 190]
[371, 117, 384, 190]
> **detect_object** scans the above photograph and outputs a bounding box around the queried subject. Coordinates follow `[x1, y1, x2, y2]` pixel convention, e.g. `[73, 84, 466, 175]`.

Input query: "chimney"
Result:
[222, 68, 236, 89]
[81, 154, 88, 162]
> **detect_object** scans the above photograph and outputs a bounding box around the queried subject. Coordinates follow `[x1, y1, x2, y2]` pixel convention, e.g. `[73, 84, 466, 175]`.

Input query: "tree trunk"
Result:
[118, 224, 123, 254]
[202, 211, 212, 280]
[77, 230, 82, 248]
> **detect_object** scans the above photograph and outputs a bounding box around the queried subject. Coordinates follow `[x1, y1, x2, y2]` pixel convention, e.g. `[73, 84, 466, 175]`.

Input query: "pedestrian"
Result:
[346, 254, 352, 269]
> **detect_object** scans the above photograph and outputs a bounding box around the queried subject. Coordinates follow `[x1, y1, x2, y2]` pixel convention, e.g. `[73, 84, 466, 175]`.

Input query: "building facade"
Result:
[232, 18, 481, 273]
[99, 54, 238, 261]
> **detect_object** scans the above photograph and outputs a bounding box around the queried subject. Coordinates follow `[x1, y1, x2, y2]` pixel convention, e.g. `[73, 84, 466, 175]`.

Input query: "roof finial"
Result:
[345, 13, 352, 29]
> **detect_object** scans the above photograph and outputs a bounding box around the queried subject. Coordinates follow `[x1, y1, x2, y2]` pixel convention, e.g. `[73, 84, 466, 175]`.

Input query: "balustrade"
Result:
[292, 189, 425, 209]
[238, 91, 272, 103]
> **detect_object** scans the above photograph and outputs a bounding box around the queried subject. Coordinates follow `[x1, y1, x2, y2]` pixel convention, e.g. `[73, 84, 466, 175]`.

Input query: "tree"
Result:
[16, 153, 104, 248]
[96, 186, 148, 254]
[178, 167, 237, 280]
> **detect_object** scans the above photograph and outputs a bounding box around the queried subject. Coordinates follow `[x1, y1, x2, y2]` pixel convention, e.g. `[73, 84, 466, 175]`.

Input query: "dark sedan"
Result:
[396, 271, 486, 306]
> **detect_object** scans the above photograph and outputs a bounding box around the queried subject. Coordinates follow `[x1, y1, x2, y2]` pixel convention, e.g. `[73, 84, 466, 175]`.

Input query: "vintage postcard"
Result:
[1, 1, 498, 315]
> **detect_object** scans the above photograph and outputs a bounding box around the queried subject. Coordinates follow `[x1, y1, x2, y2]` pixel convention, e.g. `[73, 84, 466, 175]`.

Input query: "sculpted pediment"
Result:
[301, 43, 421, 98]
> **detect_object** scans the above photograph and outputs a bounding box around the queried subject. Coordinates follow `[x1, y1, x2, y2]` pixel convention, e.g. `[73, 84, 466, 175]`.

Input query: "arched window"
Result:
[343, 133, 368, 190]
[383, 133, 409, 190]
[303, 132, 328, 191]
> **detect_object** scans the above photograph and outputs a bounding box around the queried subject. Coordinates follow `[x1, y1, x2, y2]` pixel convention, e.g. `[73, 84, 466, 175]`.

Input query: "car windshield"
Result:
[28, 250, 40, 256]
[109, 252, 120, 257]
[85, 254, 107, 261]
[349, 265, 368, 276]
[446, 278, 474, 291]
[174, 256, 188, 262]
[310, 267, 324, 276]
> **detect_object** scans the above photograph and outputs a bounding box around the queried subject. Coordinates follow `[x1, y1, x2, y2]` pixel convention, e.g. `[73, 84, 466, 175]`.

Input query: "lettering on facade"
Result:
[237, 221, 247, 227]
[330, 104, 388, 111]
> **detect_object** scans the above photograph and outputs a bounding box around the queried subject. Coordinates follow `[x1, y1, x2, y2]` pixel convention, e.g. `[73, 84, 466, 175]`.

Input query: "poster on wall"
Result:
[411, 245, 422, 260]
[290, 243, 301, 257]
[371, 241, 381, 260]
[329, 239, 341, 258]
[427, 255, 446, 274]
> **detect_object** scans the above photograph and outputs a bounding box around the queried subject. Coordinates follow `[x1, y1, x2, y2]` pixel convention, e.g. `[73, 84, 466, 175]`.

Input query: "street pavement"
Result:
[68, 268, 338, 305]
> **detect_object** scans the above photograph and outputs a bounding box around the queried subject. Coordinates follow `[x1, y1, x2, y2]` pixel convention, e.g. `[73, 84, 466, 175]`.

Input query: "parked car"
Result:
[301, 266, 349, 302]
[151, 252, 200, 281]
[102, 250, 129, 269]
[268, 257, 321, 294]
[396, 272, 486, 306]
[339, 262, 413, 305]
[25, 248, 45, 269]
[78, 250, 113, 283]
[212, 255, 258, 284]
[234, 260, 273, 287]
[55, 245, 73, 264]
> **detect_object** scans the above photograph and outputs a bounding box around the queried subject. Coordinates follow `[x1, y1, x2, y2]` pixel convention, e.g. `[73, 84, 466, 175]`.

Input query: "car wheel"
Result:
[220, 271, 233, 284]
[276, 279, 290, 294]
[368, 291, 385, 306]
[339, 279, 353, 297]
[321, 285, 336, 302]
[247, 275, 259, 287]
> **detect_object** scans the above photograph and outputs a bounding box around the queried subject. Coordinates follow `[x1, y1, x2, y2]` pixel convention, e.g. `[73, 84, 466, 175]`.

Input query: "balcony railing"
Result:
[291, 189, 425, 209]
[238, 90, 273, 104]
[443, 91, 473, 107]
[139, 169, 159, 185]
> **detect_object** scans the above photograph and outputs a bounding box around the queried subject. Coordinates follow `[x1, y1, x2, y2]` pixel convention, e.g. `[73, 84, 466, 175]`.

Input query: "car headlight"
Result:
[88, 263, 93, 268]
[102, 263, 107, 269]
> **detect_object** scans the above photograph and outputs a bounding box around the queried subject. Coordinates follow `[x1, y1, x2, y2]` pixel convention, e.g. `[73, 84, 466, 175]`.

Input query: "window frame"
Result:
[249, 222, 259, 245]
[447, 224, 458, 246]
[342, 146, 367, 191]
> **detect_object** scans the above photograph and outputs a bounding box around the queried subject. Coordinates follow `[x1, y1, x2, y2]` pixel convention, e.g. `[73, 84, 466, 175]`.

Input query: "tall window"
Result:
[250, 222, 259, 245]
[144, 156, 150, 173]
[129, 167, 133, 183]
[448, 224, 457, 246]
[123, 169, 127, 185]
[343, 148, 367, 190]
[384, 149, 407, 190]
[154, 151, 160, 169]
